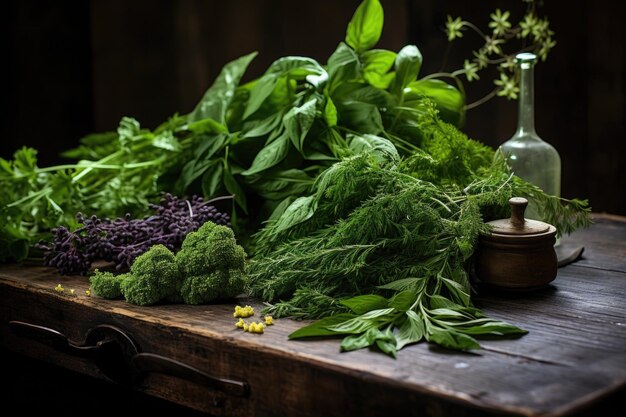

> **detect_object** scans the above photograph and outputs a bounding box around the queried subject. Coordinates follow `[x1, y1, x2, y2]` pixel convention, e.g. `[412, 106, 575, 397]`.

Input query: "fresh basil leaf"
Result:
[340, 294, 388, 314]
[194, 134, 229, 160]
[289, 313, 357, 339]
[327, 42, 362, 91]
[455, 321, 528, 336]
[186, 118, 229, 134]
[189, 52, 257, 124]
[271, 195, 317, 234]
[335, 83, 391, 107]
[429, 308, 470, 319]
[345, 0, 384, 53]
[359, 307, 396, 319]
[340, 327, 378, 352]
[347, 133, 399, 162]
[427, 327, 480, 350]
[252, 169, 313, 201]
[441, 276, 471, 306]
[241, 132, 290, 176]
[244, 74, 279, 119]
[361, 49, 396, 89]
[302, 150, 337, 161]
[378, 277, 426, 292]
[429, 294, 460, 310]
[223, 163, 247, 213]
[327, 318, 380, 335]
[338, 101, 383, 134]
[327, 308, 395, 334]
[201, 161, 224, 198]
[375, 329, 397, 358]
[267, 56, 325, 76]
[318, 128, 348, 159]
[178, 134, 229, 189]
[324, 98, 338, 127]
[267, 196, 298, 222]
[180, 158, 213, 189]
[389, 290, 415, 311]
[450, 268, 470, 291]
[407, 79, 465, 127]
[395, 310, 425, 349]
[242, 111, 284, 138]
[391, 45, 423, 97]
[306, 72, 328, 89]
[284, 98, 317, 153]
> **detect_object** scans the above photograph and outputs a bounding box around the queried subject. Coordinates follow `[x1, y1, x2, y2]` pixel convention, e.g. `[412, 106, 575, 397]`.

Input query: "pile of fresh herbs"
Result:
[1, 0, 468, 260]
[0, 0, 591, 355]
[248, 101, 590, 355]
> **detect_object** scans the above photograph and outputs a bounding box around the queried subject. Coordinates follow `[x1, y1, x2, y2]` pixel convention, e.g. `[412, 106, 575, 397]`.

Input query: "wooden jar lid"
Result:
[486, 197, 556, 238]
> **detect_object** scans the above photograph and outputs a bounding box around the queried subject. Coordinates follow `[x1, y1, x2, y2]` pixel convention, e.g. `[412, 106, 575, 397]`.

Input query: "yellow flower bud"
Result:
[264, 315, 274, 325]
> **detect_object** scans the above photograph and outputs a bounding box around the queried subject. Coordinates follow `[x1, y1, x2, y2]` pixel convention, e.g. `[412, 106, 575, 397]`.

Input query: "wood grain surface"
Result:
[1, 215, 625, 416]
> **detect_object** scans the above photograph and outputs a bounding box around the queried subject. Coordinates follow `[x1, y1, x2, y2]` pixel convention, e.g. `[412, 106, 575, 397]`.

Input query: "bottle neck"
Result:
[516, 61, 536, 137]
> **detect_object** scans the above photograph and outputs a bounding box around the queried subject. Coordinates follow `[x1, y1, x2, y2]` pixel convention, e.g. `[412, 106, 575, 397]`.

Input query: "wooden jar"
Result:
[476, 197, 557, 290]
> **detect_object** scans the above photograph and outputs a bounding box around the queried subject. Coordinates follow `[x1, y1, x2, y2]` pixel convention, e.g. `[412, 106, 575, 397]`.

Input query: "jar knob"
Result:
[509, 197, 528, 228]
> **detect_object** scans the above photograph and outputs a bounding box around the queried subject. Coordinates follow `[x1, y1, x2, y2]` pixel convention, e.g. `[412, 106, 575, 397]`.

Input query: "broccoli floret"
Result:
[90, 270, 128, 299]
[120, 244, 180, 306]
[225, 268, 247, 297]
[177, 222, 247, 304]
[181, 269, 247, 305]
[180, 270, 225, 305]
[89, 222, 247, 306]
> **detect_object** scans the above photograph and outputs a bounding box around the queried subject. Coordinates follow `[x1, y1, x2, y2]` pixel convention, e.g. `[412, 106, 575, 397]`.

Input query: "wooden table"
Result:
[1, 215, 625, 417]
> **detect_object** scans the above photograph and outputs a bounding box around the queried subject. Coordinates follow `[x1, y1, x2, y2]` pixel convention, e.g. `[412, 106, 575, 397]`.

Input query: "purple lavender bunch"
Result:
[39, 194, 231, 275]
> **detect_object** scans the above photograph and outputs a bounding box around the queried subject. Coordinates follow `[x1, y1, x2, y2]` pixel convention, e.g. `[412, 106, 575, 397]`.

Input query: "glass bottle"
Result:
[500, 52, 561, 221]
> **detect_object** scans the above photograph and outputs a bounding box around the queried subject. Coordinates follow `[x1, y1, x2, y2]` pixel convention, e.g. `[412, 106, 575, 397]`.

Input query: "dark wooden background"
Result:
[2, 0, 624, 215]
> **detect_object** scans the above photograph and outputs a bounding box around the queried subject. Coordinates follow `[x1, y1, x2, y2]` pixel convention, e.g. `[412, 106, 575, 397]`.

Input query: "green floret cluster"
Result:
[90, 222, 247, 306]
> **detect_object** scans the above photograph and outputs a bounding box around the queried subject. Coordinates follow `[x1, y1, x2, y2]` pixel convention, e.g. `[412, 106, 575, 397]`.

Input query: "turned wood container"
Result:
[476, 197, 557, 290]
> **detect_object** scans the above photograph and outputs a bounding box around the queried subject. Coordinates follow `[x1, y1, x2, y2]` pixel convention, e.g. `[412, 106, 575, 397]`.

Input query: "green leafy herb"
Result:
[249, 124, 589, 355]
[346, 0, 384, 53]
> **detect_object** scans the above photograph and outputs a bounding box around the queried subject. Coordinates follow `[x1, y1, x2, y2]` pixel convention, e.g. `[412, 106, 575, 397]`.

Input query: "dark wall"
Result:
[3, 0, 624, 215]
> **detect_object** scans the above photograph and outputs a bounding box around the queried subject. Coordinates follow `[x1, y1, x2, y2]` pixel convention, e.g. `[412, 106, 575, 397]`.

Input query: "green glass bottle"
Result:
[500, 52, 561, 221]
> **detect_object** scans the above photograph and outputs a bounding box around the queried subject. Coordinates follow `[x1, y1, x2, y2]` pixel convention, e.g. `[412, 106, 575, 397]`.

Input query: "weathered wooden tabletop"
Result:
[1, 214, 625, 417]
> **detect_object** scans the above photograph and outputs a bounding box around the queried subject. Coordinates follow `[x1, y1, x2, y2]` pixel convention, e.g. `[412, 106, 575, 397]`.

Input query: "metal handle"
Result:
[10, 321, 138, 384]
[9, 321, 250, 397]
[9, 321, 102, 358]
[132, 353, 249, 397]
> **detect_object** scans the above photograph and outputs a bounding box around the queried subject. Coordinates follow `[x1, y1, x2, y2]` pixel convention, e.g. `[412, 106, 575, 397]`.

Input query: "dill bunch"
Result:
[248, 126, 591, 355]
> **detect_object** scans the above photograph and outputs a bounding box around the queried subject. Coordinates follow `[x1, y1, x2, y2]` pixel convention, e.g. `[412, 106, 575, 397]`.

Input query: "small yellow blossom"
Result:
[85, 290, 91, 296]
[243, 323, 249, 332]
[264, 315, 274, 325]
[69, 289, 75, 295]
[235, 318, 245, 329]
[54, 284, 64, 293]
[248, 322, 265, 334]
[233, 305, 254, 318]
